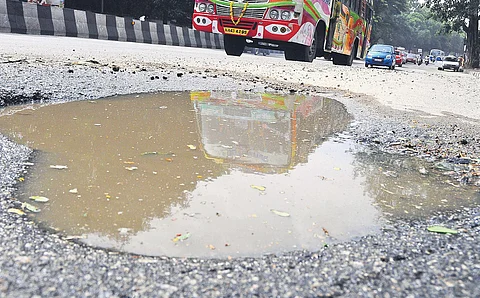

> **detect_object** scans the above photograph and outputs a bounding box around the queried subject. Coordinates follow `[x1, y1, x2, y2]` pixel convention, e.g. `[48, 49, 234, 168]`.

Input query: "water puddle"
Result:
[0, 91, 478, 258]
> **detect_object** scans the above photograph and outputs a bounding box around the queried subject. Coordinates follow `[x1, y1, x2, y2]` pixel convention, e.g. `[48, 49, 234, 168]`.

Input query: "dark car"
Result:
[365, 44, 396, 70]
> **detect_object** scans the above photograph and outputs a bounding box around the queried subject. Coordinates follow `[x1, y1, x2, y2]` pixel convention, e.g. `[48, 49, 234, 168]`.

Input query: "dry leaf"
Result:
[21, 202, 41, 213]
[141, 152, 158, 156]
[172, 233, 190, 242]
[29, 196, 49, 202]
[270, 209, 290, 217]
[8, 208, 25, 215]
[50, 165, 68, 170]
[251, 185, 266, 191]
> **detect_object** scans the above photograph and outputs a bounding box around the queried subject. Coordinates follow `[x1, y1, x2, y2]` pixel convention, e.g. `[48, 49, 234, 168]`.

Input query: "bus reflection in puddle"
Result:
[1, 91, 389, 258]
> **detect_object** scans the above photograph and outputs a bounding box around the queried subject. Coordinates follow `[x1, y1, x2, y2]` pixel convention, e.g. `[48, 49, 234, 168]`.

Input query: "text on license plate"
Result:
[374, 58, 382, 62]
[224, 27, 249, 36]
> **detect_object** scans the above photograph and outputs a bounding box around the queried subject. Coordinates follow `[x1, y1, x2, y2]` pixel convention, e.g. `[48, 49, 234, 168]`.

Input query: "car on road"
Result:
[438, 55, 460, 72]
[406, 53, 418, 64]
[365, 44, 396, 70]
[401, 51, 407, 64]
[394, 50, 403, 67]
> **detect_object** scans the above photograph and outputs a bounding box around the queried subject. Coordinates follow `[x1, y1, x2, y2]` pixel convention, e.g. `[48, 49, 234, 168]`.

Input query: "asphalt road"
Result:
[0, 33, 479, 297]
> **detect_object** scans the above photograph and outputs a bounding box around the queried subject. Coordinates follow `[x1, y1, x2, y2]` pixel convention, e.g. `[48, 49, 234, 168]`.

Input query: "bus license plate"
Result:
[224, 27, 249, 36]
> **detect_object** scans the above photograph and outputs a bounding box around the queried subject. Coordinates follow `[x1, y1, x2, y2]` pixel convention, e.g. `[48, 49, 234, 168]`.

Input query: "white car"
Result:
[438, 55, 460, 72]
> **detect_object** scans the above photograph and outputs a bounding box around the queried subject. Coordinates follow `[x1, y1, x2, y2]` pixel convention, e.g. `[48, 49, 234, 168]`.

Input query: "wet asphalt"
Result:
[1, 41, 480, 297]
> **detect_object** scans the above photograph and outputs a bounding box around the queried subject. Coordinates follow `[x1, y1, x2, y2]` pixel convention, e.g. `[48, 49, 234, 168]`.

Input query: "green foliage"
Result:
[372, 0, 465, 55]
[424, 0, 479, 68]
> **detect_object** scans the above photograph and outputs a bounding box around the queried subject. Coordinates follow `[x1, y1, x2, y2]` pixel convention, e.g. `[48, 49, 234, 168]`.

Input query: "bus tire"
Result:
[332, 41, 357, 66]
[315, 23, 326, 57]
[284, 30, 317, 62]
[347, 42, 358, 66]
[224, 35, 245, 56]
[332, 53, 348, 65]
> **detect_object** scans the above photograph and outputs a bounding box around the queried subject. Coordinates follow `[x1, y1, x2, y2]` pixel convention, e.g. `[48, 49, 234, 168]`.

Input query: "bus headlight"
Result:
[198, 3, 207, 12]
[207, 4, 215, 13]
[269, 9, 279, 20]
[281, 11, 291, 20]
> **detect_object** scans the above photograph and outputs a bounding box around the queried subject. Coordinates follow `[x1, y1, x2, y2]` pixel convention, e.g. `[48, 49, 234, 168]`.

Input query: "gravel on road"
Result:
[0, 33, 479, 297]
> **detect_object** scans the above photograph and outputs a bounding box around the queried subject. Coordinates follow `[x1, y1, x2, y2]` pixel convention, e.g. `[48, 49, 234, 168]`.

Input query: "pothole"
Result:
[0, 91, 478, 258]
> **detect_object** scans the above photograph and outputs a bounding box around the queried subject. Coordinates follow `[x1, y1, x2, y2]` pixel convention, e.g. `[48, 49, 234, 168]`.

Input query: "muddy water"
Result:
[0, 91, 478, 258]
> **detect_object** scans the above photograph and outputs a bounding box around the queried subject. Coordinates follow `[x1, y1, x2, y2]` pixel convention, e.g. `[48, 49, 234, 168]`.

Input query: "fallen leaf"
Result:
[50, 165, 68, 170]
[8, 208, 25, 215]
[172, 232, 191, 242]
[29, 196, 49, 202]
[334, 167, 341, 171]
[187, 145, 197, 150]
[270, 209, 290, 217]
[427, 226, 459, 235]
[165, 158, 173, 162]
[208, 244, 216, 250]
[65, 235, 86, 240]
[251, 185, 266, 191]
[141, 152, 158, 156]
[21, 202, 41, 213]
[322, 227, 330, 236]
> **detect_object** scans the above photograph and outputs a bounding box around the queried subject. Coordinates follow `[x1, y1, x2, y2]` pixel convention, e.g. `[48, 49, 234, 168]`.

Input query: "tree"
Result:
[371, 0, 466, 57]
[371, 0, 410, 44]
[425, 0, 480, 68]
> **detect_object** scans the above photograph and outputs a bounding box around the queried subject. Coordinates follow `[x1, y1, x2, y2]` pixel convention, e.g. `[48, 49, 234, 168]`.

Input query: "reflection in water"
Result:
[191, 91, 353, 173]
[352, 149, 480, 218]
[0, 91, 476, 258]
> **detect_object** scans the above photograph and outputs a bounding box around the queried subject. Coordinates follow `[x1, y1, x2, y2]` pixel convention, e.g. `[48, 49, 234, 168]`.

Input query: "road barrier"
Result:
[0, 0, 223, 49]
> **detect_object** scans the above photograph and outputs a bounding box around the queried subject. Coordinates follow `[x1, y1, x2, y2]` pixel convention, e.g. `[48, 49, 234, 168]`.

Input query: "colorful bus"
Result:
[192, 0, 374, 64]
